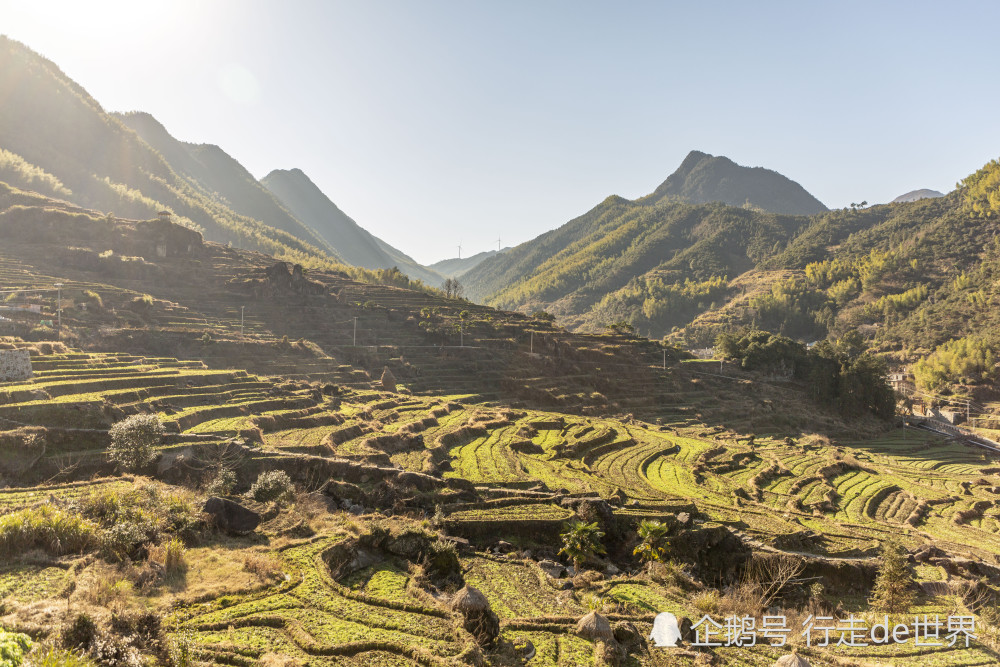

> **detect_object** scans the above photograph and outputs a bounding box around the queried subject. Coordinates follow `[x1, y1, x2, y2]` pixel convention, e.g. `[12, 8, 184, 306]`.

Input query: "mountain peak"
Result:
[891, 188, 945, 204]
[648, 151, 827, 216]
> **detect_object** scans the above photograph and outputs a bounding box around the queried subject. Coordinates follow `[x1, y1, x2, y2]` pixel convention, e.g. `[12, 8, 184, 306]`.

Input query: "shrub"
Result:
[62, 613, 99, 651]
[107, 414, 163, 472]
[166, 632, 195, 667]
[100, 523, 151, 563]
[633, 519, 670, 565]
[0, 506, 95, 556]
[108, 611, 161, 649]
[247, 470, 293, 503]
[424, 540, 461, 584]
[81, 291, 103, 309]
[87, 635, 141, 667]
[127, 295, 153, 312]
[206, 468, 237, 496]
[0, 628, 32, 667]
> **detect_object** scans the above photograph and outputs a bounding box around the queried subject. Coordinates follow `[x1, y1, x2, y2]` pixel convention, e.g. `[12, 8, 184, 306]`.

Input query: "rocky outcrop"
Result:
[203, 496, 261, 535]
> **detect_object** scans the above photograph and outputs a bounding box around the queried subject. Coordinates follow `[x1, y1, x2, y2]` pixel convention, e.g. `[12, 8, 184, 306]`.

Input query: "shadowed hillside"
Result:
[0, 36, 343, 267]
[429, 249, 504, 279]
[116, 112, 339, 258]
[261, 168, 442, 286]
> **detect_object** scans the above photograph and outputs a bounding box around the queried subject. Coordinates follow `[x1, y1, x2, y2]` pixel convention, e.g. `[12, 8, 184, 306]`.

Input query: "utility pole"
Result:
[530, 331, 534, 354]
[497, 235, 501, 252]
[457, 242, 462, 259]
[54, 283, 63, 335]
[240, 305, 245, 336]
[353, 317, 358, 347]
[460, 320, 464, 347]
[662, 348, 666, 370]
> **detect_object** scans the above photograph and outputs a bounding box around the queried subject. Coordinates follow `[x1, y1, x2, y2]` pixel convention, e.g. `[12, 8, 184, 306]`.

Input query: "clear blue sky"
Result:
[3, 1, 999, 264]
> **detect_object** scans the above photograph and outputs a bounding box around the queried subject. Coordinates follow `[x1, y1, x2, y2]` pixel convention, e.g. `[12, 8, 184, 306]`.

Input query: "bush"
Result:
[99, 523, 151, 563]
[127, 295, 153, 312]
[81, 291, 103, 309]
[166, 632, 195, 667]
[206, 468, 237, 496]
[108, 610, 161, 649]
[247, 470, 293, 503]
[62, 614, 99, 651]
[0, 506, 96, 556]
[107, 415, 163, 472]
[0, 628, 32, 667]
[87, 635, 141, 667]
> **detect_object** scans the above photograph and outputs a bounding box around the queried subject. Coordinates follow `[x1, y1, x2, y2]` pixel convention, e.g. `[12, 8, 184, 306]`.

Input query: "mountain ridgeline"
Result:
[260, 169, 442, 286]
[643, 150, 828, 215]
[115, 111, 338, 258]
[0, 36, 338, 267]
[0, 35, 442, 287]
[462, 150, 825, 323]
[428, 249, 505, 279]
[464, 149, 1000, 362]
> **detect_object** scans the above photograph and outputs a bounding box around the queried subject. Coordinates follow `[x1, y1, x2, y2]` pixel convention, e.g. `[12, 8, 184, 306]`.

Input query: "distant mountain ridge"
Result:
[461, 150, 826, 318]
[261, 168, 442, 286]
[645, 150, 828, 215]
[429, 249, 506, 279]
[892, 188, 945, 203]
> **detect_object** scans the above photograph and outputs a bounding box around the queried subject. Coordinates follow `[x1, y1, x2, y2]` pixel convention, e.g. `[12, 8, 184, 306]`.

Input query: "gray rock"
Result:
[538, 559, 567, 578]
[203, 496, 261, 535]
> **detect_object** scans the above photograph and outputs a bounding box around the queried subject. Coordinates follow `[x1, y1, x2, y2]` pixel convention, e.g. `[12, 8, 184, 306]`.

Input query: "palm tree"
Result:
[559, 520, 606, 572]
[633, 519, 670, 568]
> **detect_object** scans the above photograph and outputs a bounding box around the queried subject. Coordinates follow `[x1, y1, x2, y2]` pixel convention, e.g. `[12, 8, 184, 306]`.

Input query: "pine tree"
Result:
[869, 540, 916, 612]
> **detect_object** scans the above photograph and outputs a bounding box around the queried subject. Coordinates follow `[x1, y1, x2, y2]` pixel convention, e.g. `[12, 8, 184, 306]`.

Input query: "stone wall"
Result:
[0, 349, 32, 382]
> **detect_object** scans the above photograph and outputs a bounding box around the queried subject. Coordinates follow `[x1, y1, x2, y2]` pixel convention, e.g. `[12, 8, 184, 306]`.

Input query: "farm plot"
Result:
[445, 426, 531, 484]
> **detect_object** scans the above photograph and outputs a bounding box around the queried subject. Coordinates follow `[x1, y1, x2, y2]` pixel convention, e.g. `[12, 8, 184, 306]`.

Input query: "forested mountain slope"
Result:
[465, 153, 1000, 356]
[462, 151, 826, 319]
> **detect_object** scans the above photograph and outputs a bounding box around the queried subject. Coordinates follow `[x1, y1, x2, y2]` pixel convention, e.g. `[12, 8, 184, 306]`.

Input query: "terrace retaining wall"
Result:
[0, 350, 32, 382]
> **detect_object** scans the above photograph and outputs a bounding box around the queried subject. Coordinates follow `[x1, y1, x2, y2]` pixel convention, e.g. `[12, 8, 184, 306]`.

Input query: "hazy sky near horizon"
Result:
[3, 0, 1000, 264]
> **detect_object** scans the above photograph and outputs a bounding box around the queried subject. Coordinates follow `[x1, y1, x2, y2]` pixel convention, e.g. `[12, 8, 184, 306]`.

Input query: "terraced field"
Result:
[3, 347, 1000, 664]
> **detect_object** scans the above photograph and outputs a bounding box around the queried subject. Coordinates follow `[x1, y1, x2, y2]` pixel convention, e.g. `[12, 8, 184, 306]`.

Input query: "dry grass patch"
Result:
[243, 551, 285, 583]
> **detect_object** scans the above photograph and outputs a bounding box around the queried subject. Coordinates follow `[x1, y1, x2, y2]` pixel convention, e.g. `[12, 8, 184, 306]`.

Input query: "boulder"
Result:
[538, 559, 567, 578]
[203, 496, 261, 535]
